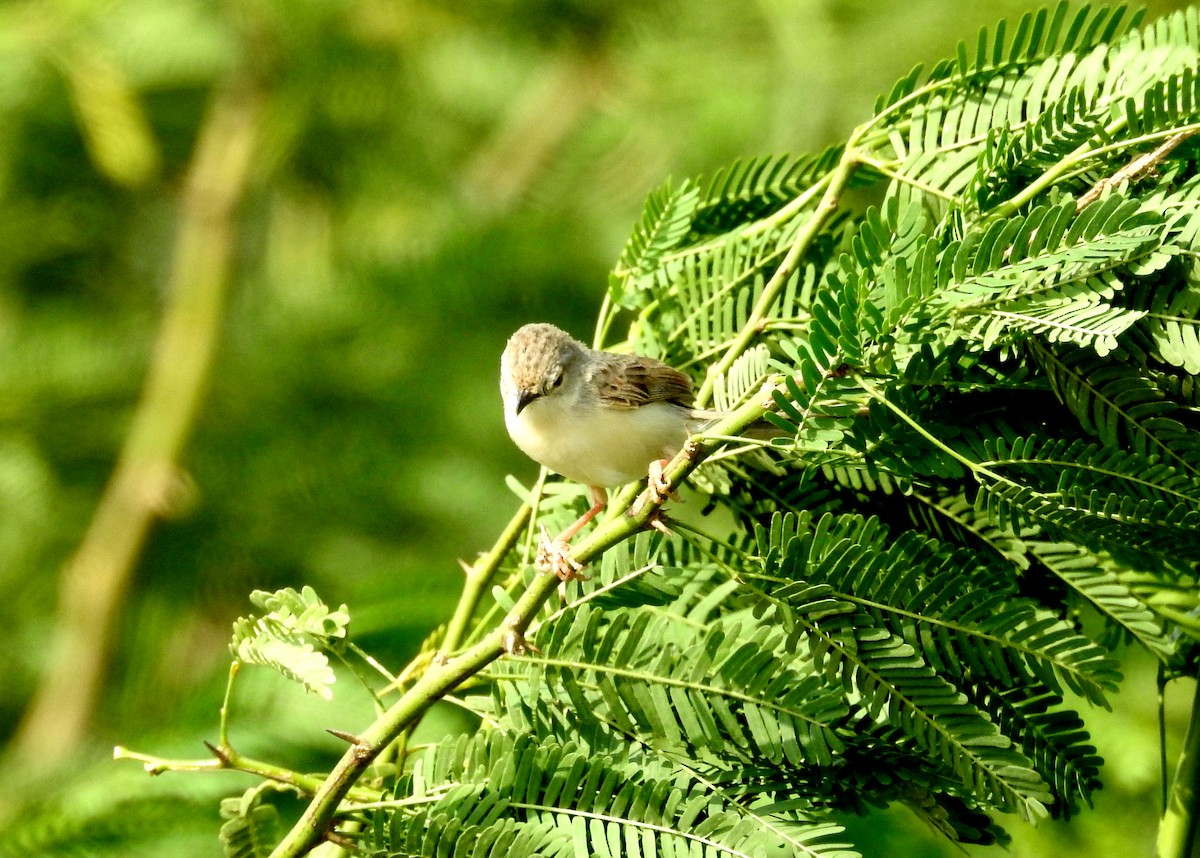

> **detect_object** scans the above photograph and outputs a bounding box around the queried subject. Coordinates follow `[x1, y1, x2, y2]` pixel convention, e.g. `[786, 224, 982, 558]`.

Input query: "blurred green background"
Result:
[0, 1, 1194, 855]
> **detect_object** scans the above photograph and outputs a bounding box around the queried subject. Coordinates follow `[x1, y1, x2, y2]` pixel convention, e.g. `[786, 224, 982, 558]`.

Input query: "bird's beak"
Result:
[515, 389, 538, 415]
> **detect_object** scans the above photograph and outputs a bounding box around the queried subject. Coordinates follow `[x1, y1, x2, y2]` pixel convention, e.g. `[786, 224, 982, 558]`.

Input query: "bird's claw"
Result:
[633, 459, 681, 518]
[536, 525, 587, 581]
[647, 459, 681, 505]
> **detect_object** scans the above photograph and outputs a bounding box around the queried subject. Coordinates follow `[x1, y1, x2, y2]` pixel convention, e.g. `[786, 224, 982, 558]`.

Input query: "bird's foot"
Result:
[647, 459, 681, 505]
[536, 525, 587, 581]
[633, 459, 681, 517]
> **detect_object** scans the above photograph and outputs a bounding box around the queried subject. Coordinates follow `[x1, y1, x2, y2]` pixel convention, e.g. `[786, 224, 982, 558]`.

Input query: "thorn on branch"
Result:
[647, 512, 674, 536]
[501, 611, 539, 655]
[325, 829, 359, 850]
[203, 741, 232, 766]
[502, 629, 526, 655]
[326, 729, 367, 748]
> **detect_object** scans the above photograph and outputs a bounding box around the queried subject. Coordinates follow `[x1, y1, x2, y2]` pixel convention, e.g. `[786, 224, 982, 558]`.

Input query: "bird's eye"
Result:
[546, 369, 564, 391]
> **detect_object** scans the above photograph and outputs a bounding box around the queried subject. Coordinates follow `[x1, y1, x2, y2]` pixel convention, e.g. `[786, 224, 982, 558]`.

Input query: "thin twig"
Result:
[111, 744, 379, 805]
[439, 502, 532, 660]
[1076, 130, 1197, 211]
[1157, 678, 1200, 858]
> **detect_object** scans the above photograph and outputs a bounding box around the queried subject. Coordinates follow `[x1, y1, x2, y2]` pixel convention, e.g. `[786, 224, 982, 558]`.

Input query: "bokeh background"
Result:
[0, 1, 1195, 855]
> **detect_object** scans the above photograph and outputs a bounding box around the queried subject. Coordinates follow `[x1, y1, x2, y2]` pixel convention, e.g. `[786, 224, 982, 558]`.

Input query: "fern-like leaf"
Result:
[757, 513, 1121, 703]
[249, 585, 350, 640]
[712, 343, 773, 414]
[974, 687, 1102, 818]
[1032, 343, 1200, 479]
[750, 513, 1057, 819]
[229, 587, 349, 698]
[502, 605, 850, 769]
[692, 149, 841, 235]
[219, 784, 289, 858]
[1141, 280, 1200, 373]
[1027, 541, 1175, 659]
[610, 178, 700, 309]
[372, 732, 860, 858]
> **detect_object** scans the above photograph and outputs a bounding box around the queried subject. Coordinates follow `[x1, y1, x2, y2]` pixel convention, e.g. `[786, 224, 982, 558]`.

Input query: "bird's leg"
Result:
[561, 486, 608, 542]
[536, 486, 606, 581]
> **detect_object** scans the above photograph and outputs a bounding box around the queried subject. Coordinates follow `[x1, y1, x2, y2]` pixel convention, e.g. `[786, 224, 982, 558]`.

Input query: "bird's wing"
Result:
[591, 353, 694, 409]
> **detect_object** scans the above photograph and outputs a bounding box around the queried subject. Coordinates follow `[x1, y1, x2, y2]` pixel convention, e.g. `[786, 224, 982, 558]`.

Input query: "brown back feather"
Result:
[590, 352, 694, 409]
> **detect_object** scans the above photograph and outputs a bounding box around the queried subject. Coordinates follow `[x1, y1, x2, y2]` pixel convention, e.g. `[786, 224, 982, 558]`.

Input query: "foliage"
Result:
[219, 784, 288, 858]
[5, 0, 1200, 857]
[142, 4, 1200, 856]
[230, 587, 350, 700]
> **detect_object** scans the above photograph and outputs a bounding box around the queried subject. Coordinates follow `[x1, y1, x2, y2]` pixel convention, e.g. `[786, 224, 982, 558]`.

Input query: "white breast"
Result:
[506, 393, 688, 488]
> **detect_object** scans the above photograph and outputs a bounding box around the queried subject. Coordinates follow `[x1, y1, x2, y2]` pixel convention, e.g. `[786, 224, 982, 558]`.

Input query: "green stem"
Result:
[111, 744, 380, 805]
[461, 475, 555, 648]
[1151, 604, 1200, 636]
[695, 148, 858, 407]
[859, 377, 979, 474]
[439, 502, 531, 659]
[988, 116, 1129, 218]
[593, 287, 616, 348]
[1160, 666, 1171, 815]
[1158, 678, 1200, 858]
[267, 392, 774, 857]
[219, 662, 239, 750]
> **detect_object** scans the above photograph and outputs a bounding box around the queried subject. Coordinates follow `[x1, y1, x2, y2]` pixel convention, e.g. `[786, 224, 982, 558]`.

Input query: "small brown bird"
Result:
[500, 323, 699, 578]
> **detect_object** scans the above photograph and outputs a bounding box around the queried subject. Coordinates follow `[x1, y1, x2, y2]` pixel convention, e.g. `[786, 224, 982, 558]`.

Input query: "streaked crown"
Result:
[500, 323, 585, 415]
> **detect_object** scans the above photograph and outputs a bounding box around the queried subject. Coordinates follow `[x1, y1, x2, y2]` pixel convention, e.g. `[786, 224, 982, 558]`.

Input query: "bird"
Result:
[500, 322, 699, 579]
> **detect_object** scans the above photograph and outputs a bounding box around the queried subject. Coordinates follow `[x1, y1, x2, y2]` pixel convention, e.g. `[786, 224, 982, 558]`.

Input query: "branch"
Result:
[1075, 129, 1198, 211]
[13, 80, 262, 763]
[114, 662, 383, 803]
[111, 744, 380, 806]
[439, 502, 532, 660]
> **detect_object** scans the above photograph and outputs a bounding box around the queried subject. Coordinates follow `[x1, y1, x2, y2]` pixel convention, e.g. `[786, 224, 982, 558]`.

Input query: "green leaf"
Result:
[371, 732, 860, 858]
[249, 585, 350, 641]
[229, 587, 350, 698]
[610, 178, 700, 308]
[1028, 541, 1175, 659]
[219, 784, 291, 858]
[1033, 345, 1200, 480]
